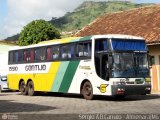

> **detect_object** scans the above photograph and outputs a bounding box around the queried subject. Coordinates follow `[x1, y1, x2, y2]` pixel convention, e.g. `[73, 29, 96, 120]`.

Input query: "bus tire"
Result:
[19, 81, 27, 95]
[81, 81, 93, 100]
[27, 81, 35, 96]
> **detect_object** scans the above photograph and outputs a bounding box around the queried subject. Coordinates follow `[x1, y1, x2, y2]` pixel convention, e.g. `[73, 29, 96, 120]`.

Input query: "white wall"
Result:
[0, 44, 16, 76]
[0, 52, 8, 76]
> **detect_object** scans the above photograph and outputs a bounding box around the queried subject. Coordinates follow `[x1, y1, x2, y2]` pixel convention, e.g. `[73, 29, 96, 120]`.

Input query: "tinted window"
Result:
[9, 51, 14, 64]
[51, 46, 60, 60]
[95, 39, 108, 52]
[18, 51, 23, 62]
[14, 51, 18, 63]
[23, 49, 34, 62]
[76, 42, 91, 58]
[35, 47, 46, 61]
[13, 51, 23, 63]
[46, 48, 51, 60]
[61, 45, 74, 59]
[46, 46, 60, 60]
[76, 43, 83, 57]
[84, 42, 91, 57]
[112, 39, 147, 51]
[23, 51, 28, 61]
[30, 50, 34, 61]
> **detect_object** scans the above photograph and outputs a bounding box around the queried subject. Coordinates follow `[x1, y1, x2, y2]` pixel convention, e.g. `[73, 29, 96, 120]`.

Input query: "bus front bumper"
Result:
[111, 84, 151, 96]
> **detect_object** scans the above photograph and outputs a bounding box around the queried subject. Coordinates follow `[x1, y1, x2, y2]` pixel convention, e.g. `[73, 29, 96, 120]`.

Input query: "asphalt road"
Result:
[0, 92, 160, 120]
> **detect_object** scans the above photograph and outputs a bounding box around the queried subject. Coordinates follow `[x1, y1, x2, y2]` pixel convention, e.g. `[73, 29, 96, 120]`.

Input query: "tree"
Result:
[18, 19, 61, 46]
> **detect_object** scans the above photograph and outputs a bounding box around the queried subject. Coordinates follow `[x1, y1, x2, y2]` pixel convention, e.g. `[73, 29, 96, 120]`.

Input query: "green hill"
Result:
[4, 34, 19, 44]
[50, 1, 153, 34]
[5, 1, 154, 42]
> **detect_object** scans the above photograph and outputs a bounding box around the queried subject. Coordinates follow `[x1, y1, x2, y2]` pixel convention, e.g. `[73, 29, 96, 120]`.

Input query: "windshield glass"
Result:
[135, 53, 149, 77]
[112, 53, 149, 78]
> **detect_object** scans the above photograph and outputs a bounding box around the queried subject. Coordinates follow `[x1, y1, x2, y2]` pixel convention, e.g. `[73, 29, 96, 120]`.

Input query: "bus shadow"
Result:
[93, 94, 160, 101]
[30, 92, 160, 101]
[0, 100, 58, 113]
[35, 92, 84, 99]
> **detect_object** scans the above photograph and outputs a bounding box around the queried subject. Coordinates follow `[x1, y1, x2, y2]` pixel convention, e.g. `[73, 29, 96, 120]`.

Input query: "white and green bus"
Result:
[8, 34, 151, 100]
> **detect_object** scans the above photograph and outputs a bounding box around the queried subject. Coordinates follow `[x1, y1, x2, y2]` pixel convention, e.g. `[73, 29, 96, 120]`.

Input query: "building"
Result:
[75, 5, 160, 92]
[0, 43, 16, 75]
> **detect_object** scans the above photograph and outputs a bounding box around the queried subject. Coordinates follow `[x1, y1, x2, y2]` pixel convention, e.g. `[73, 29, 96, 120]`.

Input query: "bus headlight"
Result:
[113, 81, 125, 85]
[145, 81, 151, 85]
[145, 78, 151, 84]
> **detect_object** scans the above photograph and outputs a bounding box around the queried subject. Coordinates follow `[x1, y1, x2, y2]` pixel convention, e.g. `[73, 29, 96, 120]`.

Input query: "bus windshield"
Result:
[112, 53, 149, 78]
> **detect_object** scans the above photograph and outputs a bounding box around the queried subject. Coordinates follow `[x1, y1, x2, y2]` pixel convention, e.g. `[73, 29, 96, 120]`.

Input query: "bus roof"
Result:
[92, 34, 144, 40]
[9, 34, 145, 51]
[9, 37, 80, 50]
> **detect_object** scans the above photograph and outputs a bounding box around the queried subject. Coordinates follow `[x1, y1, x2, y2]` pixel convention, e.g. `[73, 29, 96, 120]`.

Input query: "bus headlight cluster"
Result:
[113, 81, 126, 85]
[145, 81, 151, 85]
[145, 78, 151, 85]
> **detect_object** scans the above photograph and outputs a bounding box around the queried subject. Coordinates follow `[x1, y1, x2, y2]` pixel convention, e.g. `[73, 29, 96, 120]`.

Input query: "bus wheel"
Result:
[81, 81, 93, 100]
[19, 81, 27, 95]
[27, 81, 35, 96]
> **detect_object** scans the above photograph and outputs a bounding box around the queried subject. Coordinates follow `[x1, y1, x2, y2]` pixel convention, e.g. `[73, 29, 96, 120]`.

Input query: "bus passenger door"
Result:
[95, 54, 109, 80]
[101, 54, 109, 80]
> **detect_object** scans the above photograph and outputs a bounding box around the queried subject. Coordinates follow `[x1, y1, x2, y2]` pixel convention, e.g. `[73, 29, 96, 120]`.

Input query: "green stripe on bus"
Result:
[71, 38, 81, 42]
[67, 36, 92, 43]
[58, 60, 80, 92]
[51, 61, 70, 92]
[79, 36, 92, 41]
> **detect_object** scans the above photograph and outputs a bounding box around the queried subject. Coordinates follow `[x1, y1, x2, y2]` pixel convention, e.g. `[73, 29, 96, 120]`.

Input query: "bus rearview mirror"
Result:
[149, 55, 154, 68]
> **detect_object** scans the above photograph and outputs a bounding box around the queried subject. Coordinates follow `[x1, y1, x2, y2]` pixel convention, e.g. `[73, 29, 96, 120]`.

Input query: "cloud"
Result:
[0, 0, 84, 39]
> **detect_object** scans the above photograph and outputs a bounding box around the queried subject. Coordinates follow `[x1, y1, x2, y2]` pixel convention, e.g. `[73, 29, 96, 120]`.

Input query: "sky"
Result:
[0, 0, 160, 40]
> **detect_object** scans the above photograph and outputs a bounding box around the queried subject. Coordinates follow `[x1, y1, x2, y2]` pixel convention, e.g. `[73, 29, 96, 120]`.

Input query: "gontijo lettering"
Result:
[25, 64, 46, 71]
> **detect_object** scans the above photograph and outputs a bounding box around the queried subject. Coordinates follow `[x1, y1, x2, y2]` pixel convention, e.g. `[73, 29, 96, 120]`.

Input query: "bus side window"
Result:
[70, 45, 75, 58]
[51, 46, 59, 60]
[12, 51, 23, 63]
[35, 47, 46, 61]
[23, 51, 27, 61]
[61, 45, 74, 59]
[95, 39, 108, 52]
[61, 46, 69, 59]
[9, 51, 14, 64]
[23, 50, 30, 62]
[18, 51, 23, 62]
[14, 51, 19, 63]
[76, 43, 83, 57]
[30, 50, 34, 61]
[47, 48, 51, 60]
[76, 42, 91, 58]
[84, 42, 91, 57]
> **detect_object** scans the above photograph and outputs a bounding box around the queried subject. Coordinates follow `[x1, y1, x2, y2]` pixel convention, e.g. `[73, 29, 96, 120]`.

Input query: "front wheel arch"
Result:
[80, 80, 94, 100]
[80, 79, 90, 94]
